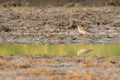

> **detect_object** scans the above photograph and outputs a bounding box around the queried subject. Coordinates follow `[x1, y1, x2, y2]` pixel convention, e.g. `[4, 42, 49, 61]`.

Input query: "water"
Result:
[0, 43, 120, 56]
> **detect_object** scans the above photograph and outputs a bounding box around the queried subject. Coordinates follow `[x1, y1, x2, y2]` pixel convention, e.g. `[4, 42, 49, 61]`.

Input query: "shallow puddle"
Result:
[0, 43, 120, 56]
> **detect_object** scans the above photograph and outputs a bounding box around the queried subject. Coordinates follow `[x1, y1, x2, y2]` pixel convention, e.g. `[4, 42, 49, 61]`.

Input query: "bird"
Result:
[69, 20, 91, 43]
[77, 48, 92, 56]
[77, 48, 92, 62]
[77, 26, 90, 44]
[69, 20, 90, 35]
[77, 25, 89, 36]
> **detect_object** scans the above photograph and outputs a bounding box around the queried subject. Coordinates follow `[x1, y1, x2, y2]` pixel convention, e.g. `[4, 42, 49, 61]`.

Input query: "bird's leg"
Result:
[82, 35, 84, 44]
[82, 34, 86, 44]
[82, 34, 87, 49]
[84, 34, 87, 44]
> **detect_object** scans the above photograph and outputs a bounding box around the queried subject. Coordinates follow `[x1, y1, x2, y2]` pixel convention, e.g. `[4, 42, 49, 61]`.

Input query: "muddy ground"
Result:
[0, 1, 120, 80]
[0, 55, 119, 80]
[0, 6, 120, 44]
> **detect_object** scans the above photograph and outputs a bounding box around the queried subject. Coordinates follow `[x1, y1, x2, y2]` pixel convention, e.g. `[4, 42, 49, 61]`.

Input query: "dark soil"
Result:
[0, 0, 120, 7]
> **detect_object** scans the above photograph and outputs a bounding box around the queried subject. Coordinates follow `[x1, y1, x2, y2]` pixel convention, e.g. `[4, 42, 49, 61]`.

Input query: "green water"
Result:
[0, 43, 120, 56]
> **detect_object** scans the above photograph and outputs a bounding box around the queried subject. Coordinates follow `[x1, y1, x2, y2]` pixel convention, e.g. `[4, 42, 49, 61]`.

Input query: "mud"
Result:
[0, 55, 119, 80]
[0, 6, 120, 44]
